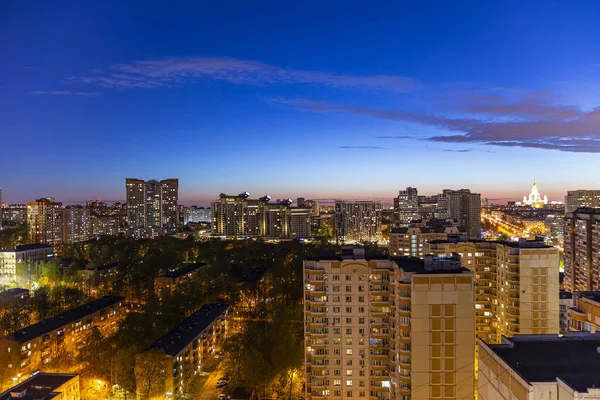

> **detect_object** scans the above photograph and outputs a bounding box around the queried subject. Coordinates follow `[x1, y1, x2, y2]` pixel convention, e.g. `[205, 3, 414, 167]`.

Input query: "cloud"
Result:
[67, 57, 418, 92]
[441, 149, 473, 153]
[374, 135, 412, 139]
[269, 97, 600, 153]
[335, 146, 389, 150]
[30, 90, 99, 96]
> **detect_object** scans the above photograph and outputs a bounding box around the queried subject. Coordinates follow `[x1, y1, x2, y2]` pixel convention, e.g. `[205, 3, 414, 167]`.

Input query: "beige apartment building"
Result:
[6, 295, 126, 380]
[426, 237, 559, 343]
[303, 247, 475, 400]
[478, 334, 600, 400]
[0, 373, 80, 400]
[569, 292, 600, 333]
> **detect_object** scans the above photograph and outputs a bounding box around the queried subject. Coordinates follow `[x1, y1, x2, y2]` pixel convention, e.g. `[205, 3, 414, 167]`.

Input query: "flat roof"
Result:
[0, 373, 77, 400]
[147, 302, 229, 357]
[160, 263, 206, 279]
[0, 288, 29, 296]
[11, 295, 125, 343]
[0, 244, 52, 253]
[485, 334, 600, 392]
[392, 256, 470, 274]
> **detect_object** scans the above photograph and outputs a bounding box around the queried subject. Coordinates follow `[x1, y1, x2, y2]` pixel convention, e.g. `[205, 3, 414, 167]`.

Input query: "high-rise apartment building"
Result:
[185, 206, 212, 224]
[211, 193, 311, 239]
[394, 187, 419, 223]
[87, 200, 126, 237]
[426, 237, 560, 343]
[564, 208, 600, 292]
[303, 247, 475, 400]
[569, 292, 600, 333]
[26, 198, 63, 247]
[125, 178, 179, 237]
[389, 219, 461, 258]
[565, 190, 600, 213]
[62, 205, 90, 244]
[446, 189, 481, 239]
[334, 200, 382, 243]
[1, 204, 27, 226]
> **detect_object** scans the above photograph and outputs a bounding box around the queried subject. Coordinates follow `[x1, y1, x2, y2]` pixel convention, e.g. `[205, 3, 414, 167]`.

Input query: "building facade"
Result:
[569, 292, 600, 333]
[334, 200, 382, 243]
[26, 198, 63, 247]
[1, 204, 27, 227]
[138, 302, 229, 398]
[62, 205, 90, 244]
[7, 295, 125, 379]
[211, 193, 311, 239]
[426, 237, 560, 343]
[126, 178, 179, 237]
[565, 190, 600, 213]
[303, 247, 475, 400]
[388, 220, 460, 258]
[446, 189, 481, 239]
[478, 334, 600, 400]
[564, 208, 600, 292]
[0, 373, 80, 400]
[0, 244, 53, 278]
[184, 206, 211, 224]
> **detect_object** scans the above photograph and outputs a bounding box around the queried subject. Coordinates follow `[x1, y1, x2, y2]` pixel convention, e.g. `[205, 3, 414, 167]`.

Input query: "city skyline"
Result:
[3, 2, 600, 203]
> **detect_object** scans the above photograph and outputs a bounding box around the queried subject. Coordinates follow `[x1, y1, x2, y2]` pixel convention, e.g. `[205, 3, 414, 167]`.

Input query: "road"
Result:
[196, 365, 225, 400]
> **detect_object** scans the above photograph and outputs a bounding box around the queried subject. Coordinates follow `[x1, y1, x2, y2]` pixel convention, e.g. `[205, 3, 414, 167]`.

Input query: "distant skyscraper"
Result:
[303, 199, 320, 217]
[211, 193, 311, 239]
[26, 198, 63, 247]
[297, 197, 306, 207]
[446, 189, 481, 238]
[565, 190, 600, 213]
[62, 205, 90, 244]
[334, 200, 382, 243]
[185, 206, 212, 224]
[125, 178, 179, 237]
[564, 208, 600, 292]
[522, 179, 548, 208]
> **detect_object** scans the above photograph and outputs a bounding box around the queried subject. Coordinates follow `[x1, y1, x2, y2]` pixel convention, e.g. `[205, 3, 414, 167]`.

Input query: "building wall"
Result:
[334, 201, 382, 243]
[0, 246, 53, 277]
[570, 295, 600, 333]
[564, 210, 600, 292]
[26, 200, 63, 247]
[478, 340, 531, 400]
[10, 298, 126, 379]
[409, 274, 475, 400]
[53, 375, 81, 400]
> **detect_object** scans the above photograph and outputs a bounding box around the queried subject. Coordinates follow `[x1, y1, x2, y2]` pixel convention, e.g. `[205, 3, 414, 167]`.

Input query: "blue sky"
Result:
[2, 1, 600, 205]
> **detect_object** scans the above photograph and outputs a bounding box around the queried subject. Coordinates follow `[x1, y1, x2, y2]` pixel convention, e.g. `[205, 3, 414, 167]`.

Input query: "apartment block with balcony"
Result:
[303, 247, 475, 400]
[425, 237, 559, 343]
[0, 244, 53, 278]
[569, 292, 600, 333]
[6, 295, 126, 380]
[154, 263, 206, 297]
[26, 198, 63, 248]
[138, 302, 229, 398]
[388, 220, 461, 258]
[564, 208, 600, 292]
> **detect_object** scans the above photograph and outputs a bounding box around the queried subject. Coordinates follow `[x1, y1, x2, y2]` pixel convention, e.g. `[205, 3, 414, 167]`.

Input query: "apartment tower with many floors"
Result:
[303, 247, 475, 400]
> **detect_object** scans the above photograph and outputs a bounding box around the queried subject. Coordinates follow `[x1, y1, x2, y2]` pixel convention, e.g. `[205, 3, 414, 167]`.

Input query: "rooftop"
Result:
[576, 291, 600, 304]
[0, 373, 77, 400]
[0, 244, 52, 253]
[485, 334, 600, 392]
[147, 302, 229, 356]
[160, 263, 206, 279]
[392, 255, 470, 274]
[10, 295, 125, 343]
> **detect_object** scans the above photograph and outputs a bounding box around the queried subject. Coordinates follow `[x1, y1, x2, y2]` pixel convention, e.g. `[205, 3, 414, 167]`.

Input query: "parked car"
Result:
[217, 395, 230, 400]
[216, 381, 228, 388]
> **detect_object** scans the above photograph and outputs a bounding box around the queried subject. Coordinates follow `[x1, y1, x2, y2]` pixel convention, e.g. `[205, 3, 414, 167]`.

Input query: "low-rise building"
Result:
[569, 292, 600, 333]
[478, 334, 600, 400]
[0, 288, 30, 302]
[7, 295, 126, 378]
[0, 244, 53, 278]
[154, 263, 206, 297]
[137, 302, 229, 398]
[0, 373, 80, 400]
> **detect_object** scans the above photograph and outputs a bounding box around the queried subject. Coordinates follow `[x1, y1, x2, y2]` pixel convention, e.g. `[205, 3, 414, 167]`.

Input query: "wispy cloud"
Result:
[335, 146, 389, 150]
[441, 149, 473, 153]
[269, 97, 600, 153]
[30, 90, 99, 97]
[374, 135, 412, 139]
[67, 57, 418, 92]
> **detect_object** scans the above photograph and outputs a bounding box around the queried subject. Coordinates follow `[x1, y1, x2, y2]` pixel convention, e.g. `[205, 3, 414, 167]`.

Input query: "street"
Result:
[196, 366, 225, 400]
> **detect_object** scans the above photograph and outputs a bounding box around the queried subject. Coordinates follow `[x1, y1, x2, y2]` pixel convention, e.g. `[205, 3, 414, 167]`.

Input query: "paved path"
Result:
[196, 366, 225, 400]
